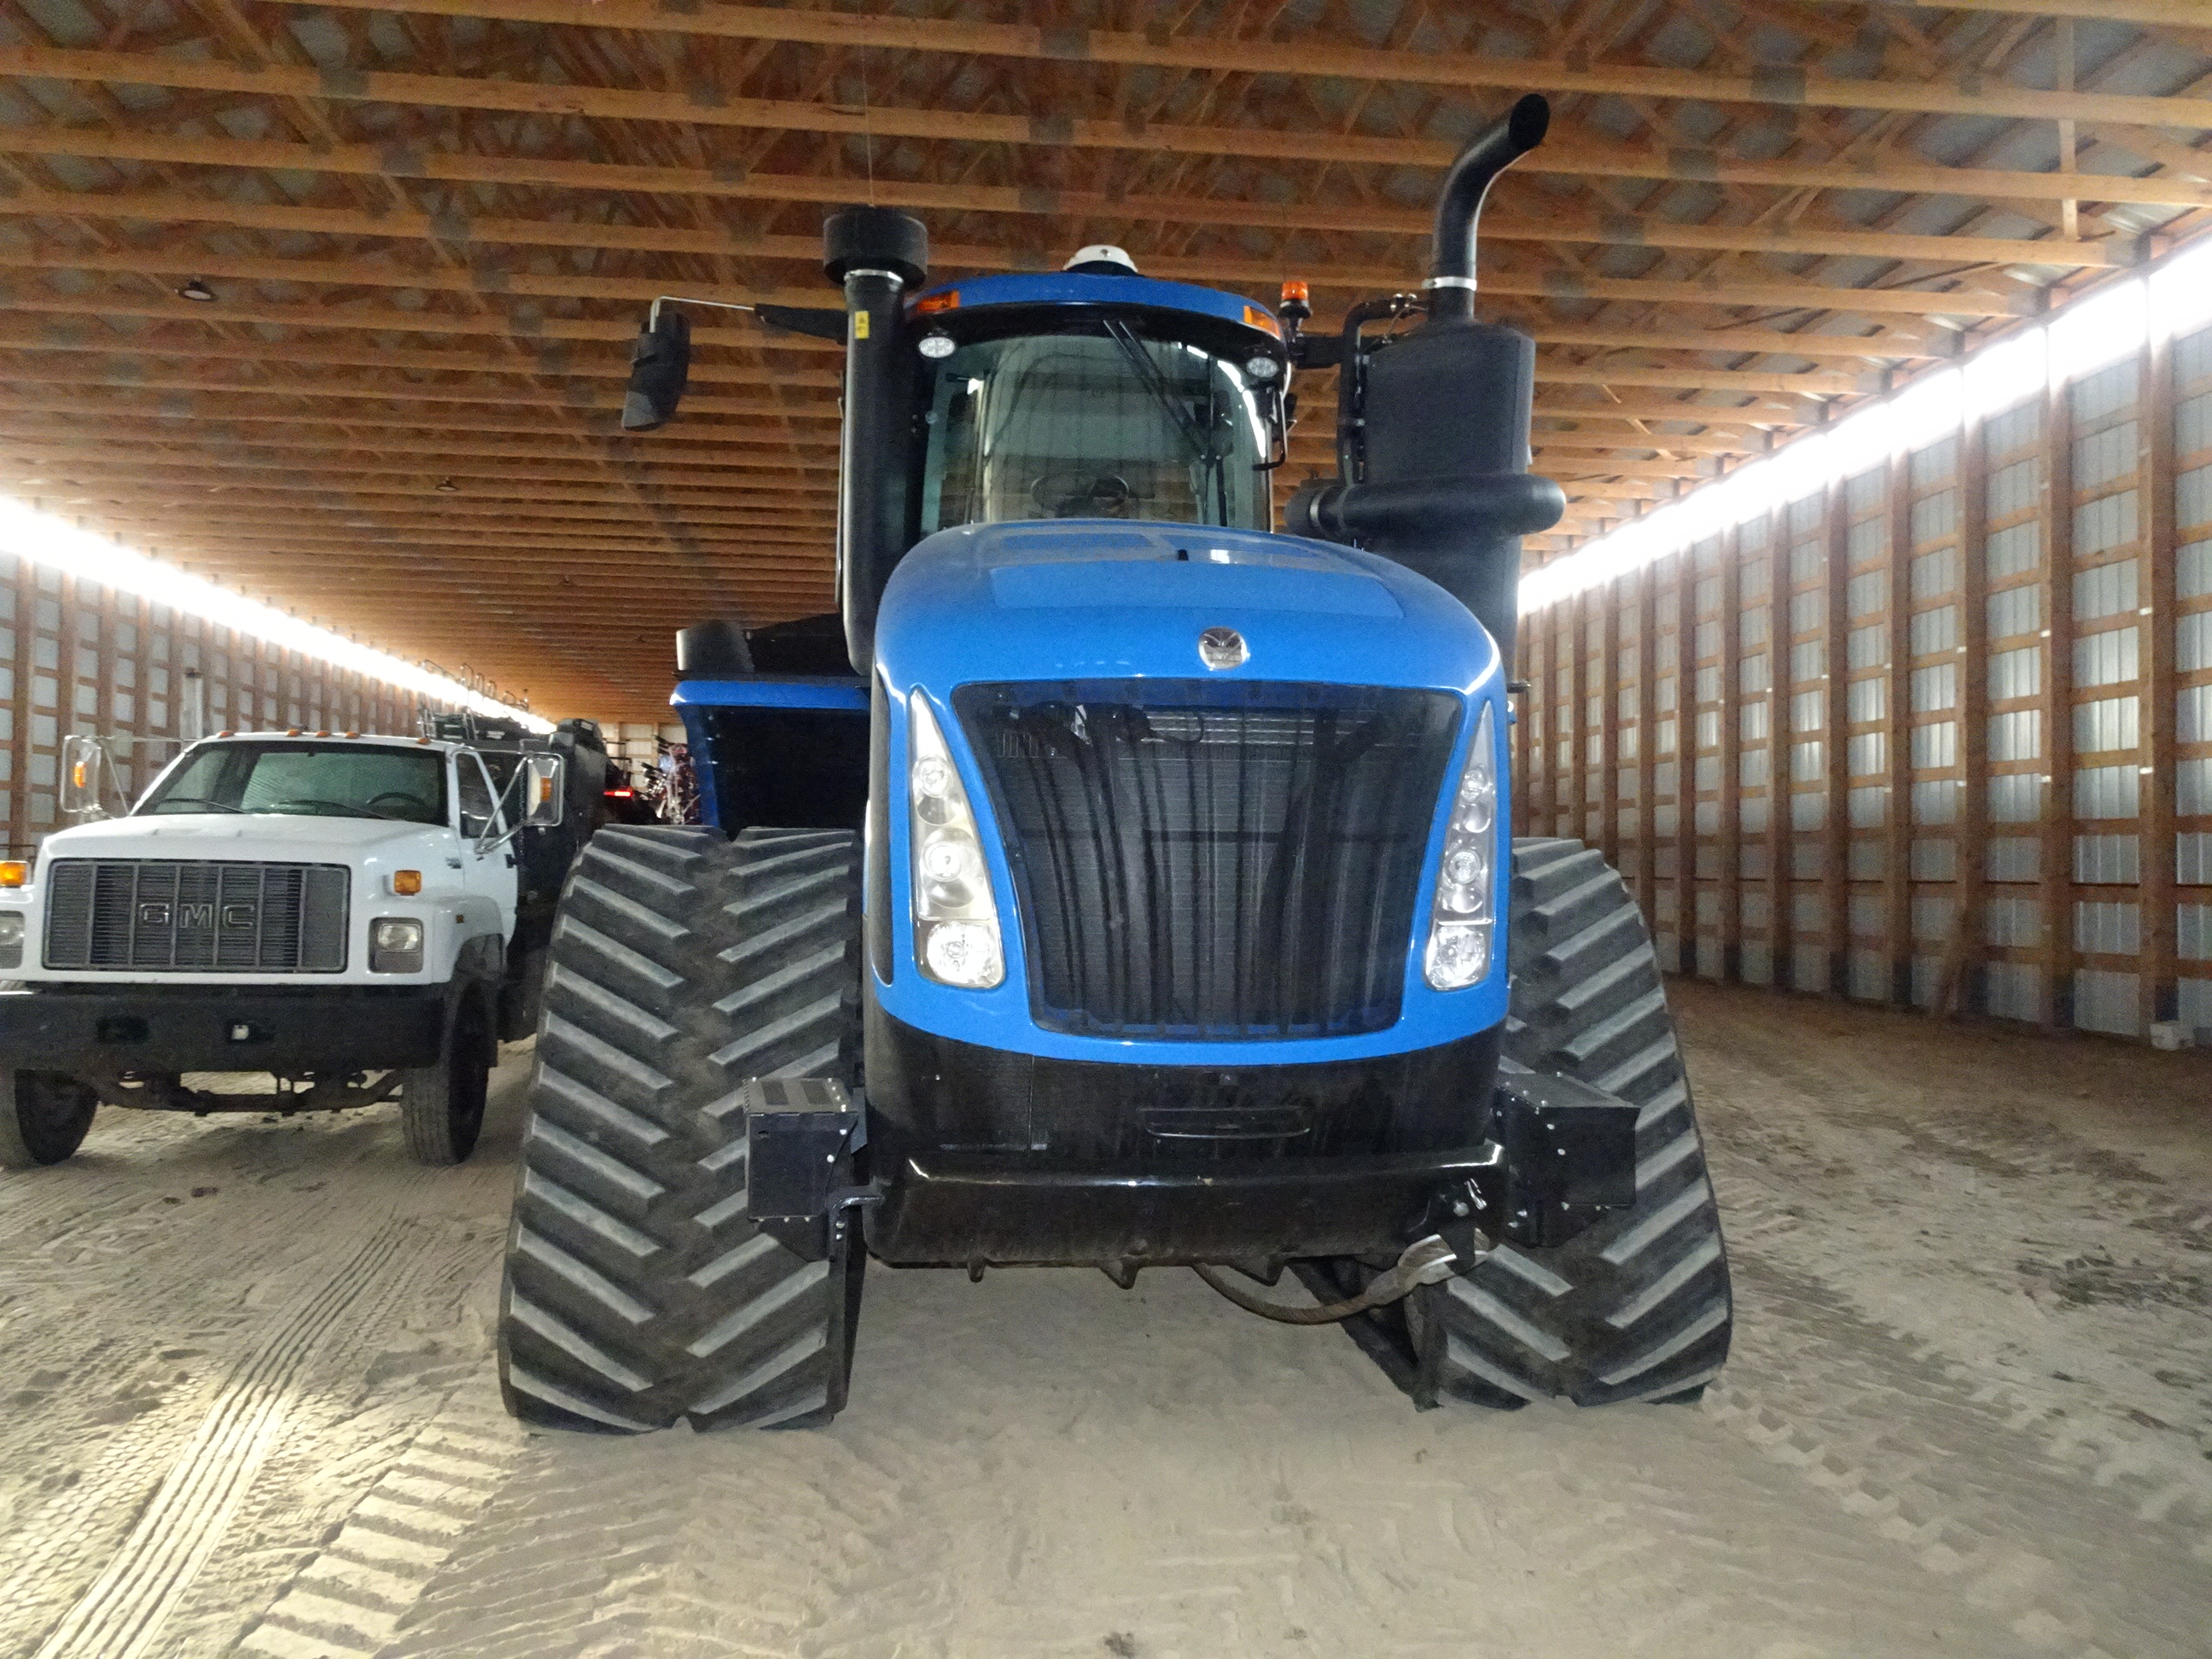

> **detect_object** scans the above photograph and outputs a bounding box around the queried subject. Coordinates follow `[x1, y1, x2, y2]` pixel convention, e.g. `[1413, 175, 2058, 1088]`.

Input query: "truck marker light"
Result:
[1423, 702, 1498, 991]
[906, 691, 1003, 990]
[0, 862, 26, 888]
[391, 870, 422, 895]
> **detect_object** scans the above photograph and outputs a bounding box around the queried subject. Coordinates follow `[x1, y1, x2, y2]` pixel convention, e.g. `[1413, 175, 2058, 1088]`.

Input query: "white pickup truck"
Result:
[0, 728, 574, 1169]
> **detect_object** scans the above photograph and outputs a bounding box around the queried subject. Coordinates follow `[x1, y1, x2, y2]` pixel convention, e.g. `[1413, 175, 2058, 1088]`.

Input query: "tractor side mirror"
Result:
[60, 734, 111, 820]
[621, 307, 690, 431]
[520, 752, 567, 829]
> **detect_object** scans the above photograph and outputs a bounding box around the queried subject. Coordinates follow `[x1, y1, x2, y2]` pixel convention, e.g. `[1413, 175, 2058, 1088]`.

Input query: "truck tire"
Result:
[497, 824, 864, 1434]
[399, 987, 493, 1166]
[0, 1070, 97, 1168]
[1429, 838, 1732, 1407]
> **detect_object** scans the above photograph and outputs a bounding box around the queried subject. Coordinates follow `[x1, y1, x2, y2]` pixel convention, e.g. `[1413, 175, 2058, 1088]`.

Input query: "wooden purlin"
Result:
[230, 0, 2212, 130]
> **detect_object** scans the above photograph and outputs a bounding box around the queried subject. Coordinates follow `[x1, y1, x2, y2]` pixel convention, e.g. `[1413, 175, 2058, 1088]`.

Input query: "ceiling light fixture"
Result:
[176, 278, 217, 303]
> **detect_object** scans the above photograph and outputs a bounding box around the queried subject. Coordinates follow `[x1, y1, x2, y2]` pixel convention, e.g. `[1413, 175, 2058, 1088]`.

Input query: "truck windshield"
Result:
[917, 322, 1270, 534]
[137, 742, 450, 824]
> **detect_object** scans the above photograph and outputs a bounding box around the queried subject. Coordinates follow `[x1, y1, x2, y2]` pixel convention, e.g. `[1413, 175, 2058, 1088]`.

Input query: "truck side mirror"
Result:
[621, 307, 690, 431]
[521, 752, 566, 829]
[59, 734, 110, 820]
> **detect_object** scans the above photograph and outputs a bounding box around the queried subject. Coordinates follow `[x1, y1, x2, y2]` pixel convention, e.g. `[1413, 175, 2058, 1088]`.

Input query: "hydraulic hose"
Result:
[1192, 1234, 1468, 1325]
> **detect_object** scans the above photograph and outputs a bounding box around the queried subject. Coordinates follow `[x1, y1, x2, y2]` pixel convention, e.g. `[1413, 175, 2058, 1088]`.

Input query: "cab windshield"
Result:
[137, 742, 450, 824]
[917, 320, 1272, 534]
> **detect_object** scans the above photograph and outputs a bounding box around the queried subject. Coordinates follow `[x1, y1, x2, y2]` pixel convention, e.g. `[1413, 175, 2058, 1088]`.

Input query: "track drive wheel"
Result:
[497, 825, 864, 1433]
[0, 1070, 97, 1168]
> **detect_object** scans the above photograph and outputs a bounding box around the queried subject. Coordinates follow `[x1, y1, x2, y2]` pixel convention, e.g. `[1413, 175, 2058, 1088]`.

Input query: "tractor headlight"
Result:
[1423, 701, 1497, 991]
[907, 691, 1003, 989]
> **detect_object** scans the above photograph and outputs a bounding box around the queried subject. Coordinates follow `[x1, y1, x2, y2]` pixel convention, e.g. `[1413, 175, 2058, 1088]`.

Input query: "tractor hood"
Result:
[875, 519, 1500, 695]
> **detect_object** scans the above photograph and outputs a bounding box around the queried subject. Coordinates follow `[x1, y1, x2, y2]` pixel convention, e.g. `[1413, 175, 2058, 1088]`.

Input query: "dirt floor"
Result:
[2, 981, 2208, 1659]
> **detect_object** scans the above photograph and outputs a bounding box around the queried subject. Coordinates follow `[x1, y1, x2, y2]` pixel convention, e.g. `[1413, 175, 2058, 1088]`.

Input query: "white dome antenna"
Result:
[1063, 245, 1139, 275]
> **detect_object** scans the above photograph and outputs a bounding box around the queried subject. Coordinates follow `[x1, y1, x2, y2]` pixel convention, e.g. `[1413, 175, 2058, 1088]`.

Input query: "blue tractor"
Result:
[496, 96, 1731, 1430]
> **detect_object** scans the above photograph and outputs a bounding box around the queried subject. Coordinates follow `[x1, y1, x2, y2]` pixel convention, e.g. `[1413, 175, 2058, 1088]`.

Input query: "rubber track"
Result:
[1432, 838, 1733, 1407]
[496, 825, 861, 1433]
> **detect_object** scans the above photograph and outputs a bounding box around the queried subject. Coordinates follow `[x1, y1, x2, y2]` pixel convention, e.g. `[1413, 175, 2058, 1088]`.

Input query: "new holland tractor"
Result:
[495, 94, 1732, 1432]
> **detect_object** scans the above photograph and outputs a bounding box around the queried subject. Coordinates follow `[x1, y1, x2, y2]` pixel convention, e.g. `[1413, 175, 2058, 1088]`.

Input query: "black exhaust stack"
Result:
[1289, 93, 1564, 664]
[824, 205, 929, 674]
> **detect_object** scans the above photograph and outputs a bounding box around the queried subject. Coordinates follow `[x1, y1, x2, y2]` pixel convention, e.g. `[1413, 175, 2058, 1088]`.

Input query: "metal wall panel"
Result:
[1518, 316, 2212, 1041]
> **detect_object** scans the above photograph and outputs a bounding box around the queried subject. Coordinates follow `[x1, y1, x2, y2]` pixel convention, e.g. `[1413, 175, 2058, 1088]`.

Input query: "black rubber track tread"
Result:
[496, 824, 863, 1434]
[1430, 838, 1733, 1408]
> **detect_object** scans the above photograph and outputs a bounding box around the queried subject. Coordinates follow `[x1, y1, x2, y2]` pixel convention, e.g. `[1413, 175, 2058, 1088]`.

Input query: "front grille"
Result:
[44, 859, 350, 973]
[954, 679, 1458, 1039]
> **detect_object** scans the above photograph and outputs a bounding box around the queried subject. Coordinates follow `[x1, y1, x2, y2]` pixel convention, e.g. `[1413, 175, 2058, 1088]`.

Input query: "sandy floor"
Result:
[2, 985, 2208, 1659]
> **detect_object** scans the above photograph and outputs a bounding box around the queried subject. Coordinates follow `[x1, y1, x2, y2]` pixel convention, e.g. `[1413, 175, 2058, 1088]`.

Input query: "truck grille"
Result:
[44, 859, 350, 973]
[954, 680, 1458, 1039]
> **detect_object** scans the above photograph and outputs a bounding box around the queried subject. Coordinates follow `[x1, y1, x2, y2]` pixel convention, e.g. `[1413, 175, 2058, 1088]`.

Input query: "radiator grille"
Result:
[954, 680, 1458, 1039]
[44, 859, 350, 973]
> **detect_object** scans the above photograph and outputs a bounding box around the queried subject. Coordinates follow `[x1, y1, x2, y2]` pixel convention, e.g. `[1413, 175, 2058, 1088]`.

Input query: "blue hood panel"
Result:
[876, 520, 1498, 692]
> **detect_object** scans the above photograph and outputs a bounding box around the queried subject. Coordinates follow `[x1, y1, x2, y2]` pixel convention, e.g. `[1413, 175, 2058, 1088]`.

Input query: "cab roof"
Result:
[204, 730, 464, 753]
[909, 271, 1282, 341]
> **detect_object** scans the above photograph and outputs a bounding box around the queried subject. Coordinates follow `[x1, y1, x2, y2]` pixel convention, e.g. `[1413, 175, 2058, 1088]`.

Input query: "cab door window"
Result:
[457, 753, 503, 839]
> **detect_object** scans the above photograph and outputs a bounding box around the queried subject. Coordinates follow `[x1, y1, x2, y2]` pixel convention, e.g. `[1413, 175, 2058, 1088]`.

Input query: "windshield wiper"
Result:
[145, 796, 245, 815]
[1102, 318, 1230, 521]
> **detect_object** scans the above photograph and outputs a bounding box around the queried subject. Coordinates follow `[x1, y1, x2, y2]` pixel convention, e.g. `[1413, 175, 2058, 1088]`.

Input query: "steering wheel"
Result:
[368, 791, 432, 818]
[1029, 472, 1134, 518]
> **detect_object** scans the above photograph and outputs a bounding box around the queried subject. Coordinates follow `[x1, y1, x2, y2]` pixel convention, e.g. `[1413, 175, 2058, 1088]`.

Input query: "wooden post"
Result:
[1636, 563, 1660, 919]
[1935, 378, 1994, 1018]
[2040, 359, 2078, 1029]
[1767, 502, 1792, 992]
[1719, 522, 1744, 982]
[1886, 442, 1915, 1004]
[1824, 473, 1853, 996]
[2141, 312, 2180, 1031]
[1599, 578, 1622, 874]
[1675, 550, 1698, 975]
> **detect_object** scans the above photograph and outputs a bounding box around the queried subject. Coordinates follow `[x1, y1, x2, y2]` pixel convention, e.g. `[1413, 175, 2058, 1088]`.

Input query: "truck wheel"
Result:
[497, 824, 864, 1434]
[0, 1070, 97, 1168]
[1429, 838, 1733, 1407]
[399, 988, 493, 1166]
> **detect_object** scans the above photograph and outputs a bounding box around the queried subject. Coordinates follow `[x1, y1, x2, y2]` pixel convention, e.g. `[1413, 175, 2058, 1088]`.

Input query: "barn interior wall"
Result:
[0, 557, 449, 857]
[1515, 316, 2212, 1042]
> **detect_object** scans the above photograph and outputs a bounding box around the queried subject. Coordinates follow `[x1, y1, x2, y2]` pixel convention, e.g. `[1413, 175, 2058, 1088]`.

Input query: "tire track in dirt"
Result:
[236, 1381, 527, 1659]
[0, 1065, 531, 1658]
[1684, 991, 2212, 1549]
[27, 1225, 415, 1659]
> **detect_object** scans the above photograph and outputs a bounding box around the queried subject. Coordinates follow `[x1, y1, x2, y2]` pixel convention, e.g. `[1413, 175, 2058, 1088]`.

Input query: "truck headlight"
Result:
[370, 917, 425, 974]
[0, 909, 21, 970]
[907, 690, 1003, 989]
[1423, 701, 1497, 990]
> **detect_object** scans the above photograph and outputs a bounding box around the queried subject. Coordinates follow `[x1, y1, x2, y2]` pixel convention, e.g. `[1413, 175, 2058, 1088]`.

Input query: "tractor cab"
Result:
[902, 263, 1289, 536]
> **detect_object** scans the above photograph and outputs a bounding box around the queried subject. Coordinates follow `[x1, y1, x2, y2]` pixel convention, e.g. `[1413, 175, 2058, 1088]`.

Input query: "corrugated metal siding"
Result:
[0, 564, 451, 854]
[1517, 313, 2212, 1041]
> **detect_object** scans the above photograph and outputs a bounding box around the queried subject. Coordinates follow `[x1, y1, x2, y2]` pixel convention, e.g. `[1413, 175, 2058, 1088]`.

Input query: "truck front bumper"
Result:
[0, 982, 448, 1077]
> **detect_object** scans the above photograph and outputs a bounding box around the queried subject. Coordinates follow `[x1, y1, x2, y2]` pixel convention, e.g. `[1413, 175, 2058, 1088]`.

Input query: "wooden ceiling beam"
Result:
[0, 358, 1811, 426]
[0, 320, 1873, 396]
[0, 447, 837, 492]
[3, 288, 1923, 371]
[0, 237, 2032, 318]
[0, 176, 2126, 273]
[15, 119, 2203, 228]
[225, 1, 2212, 129]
